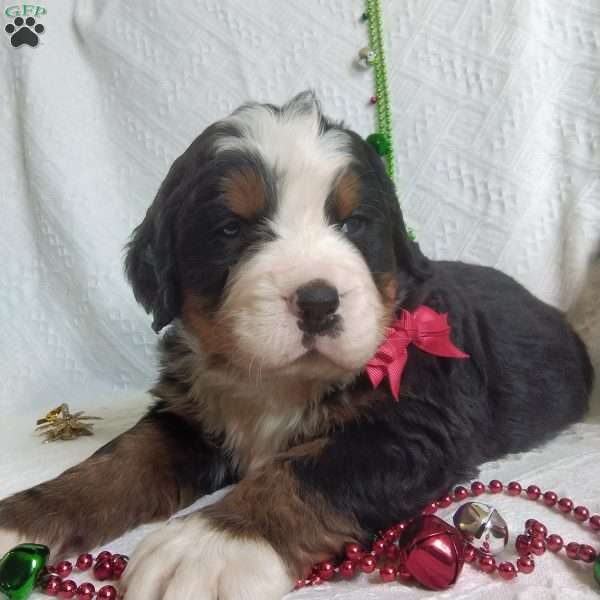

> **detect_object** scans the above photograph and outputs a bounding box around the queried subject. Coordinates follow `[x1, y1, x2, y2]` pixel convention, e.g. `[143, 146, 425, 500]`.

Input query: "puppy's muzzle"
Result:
[289, 279, 340, 336]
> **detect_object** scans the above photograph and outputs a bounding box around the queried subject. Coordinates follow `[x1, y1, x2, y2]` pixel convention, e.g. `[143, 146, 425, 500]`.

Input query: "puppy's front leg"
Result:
[0, 406, 232, 559]
[124, 408, 471, 600]
[123, 440, 360, 600]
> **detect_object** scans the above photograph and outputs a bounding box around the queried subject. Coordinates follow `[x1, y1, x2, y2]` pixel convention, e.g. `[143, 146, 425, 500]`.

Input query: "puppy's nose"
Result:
[292, 279, 340, 335]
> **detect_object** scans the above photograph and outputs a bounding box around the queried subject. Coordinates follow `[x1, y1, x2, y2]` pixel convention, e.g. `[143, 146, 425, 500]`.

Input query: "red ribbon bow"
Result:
[366, 306, 469, 400]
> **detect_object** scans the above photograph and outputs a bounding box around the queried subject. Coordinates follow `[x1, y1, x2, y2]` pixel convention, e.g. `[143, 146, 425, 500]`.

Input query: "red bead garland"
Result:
[76, 582, 95, 600]
[471, 481, 485, 496]
[75, 554, 93, 571]
[55, 561, 72, 579]
[28, 478, 599, 595]
[566, 542, 580, 559]
[507, 481, 521, 496]
[489, 480, 503, 494]
[379, 564, 396, 582]
[580, 545, 597, 563]
[558, 497, 574, 513]
[42, 551, 127, 599]
[478, 555, 495, 573]
[93, 560, 113, 581]
[498, 561, 517, 580]
[43, 575, 62, 596]
[339, 559, 356, 578]
[454, 486, 469, 500]
[96, 586, 118, 600]
[297, 479, 599, 590]
[531, 521, 548, 538]
[516, 555, 535, 573]
[58, 579, 77, 599]
[526, 485, 541, 500]
[547, 534, 564, 552]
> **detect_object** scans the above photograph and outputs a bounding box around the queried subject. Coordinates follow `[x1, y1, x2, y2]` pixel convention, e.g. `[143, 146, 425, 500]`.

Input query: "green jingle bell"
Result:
[366, 133, 391, 156]
[594, 554, 600, 588]
[0, 544, 49, 600]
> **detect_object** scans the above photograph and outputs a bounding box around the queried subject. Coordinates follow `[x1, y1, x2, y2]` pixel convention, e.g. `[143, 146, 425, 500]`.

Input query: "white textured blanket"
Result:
[1, 1, 599, 598]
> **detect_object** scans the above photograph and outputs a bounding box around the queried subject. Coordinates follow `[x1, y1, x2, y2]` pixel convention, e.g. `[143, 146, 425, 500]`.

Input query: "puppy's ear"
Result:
[125, 119, 239, 332]
[125, 159, 184, 333]
[282, 90, 321, 116]
[360, 135, 432, 281]
[392, 205, 432, 281]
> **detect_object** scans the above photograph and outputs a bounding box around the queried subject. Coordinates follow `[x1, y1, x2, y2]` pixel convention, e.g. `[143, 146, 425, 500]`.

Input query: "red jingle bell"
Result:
[399, 515, 465, 591]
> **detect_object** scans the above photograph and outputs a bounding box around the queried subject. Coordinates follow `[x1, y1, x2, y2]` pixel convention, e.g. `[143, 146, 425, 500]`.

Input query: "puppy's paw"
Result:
[0, 529, 26, 556]
[122, 515, 294, 600]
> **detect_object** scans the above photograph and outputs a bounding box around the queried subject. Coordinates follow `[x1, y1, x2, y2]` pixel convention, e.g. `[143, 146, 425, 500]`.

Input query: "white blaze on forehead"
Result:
[215, 100, 353, 234]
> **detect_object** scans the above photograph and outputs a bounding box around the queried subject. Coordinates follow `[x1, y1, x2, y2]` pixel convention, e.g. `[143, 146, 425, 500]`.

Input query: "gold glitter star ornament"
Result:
[35, 403, 102, 442]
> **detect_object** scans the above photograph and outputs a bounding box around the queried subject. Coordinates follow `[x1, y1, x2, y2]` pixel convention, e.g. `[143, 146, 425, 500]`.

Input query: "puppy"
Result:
[0, 92, 593, 599]
[569, 250, 600, 390]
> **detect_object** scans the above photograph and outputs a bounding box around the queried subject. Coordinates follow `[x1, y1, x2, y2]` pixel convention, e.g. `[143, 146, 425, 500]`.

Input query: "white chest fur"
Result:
[178, 328, 346, 474]
[197, 378, 327, 474]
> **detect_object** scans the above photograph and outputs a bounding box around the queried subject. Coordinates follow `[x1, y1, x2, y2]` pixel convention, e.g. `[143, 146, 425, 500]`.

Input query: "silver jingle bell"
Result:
[452, 501, 509, 556]
[357, 47, 376, 67]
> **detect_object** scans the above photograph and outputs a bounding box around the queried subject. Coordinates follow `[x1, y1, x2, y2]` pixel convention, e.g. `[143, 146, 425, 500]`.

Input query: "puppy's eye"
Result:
[219, 220, 241, 238]
[340, 216, 367, 236]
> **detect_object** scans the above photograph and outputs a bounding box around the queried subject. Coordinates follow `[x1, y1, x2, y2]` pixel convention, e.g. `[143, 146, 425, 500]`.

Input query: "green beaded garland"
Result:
[365, 0, 395, 181]
[594, 554, 600, 588]
[0, 544, 49, 600]
[363, 0, 416, 240]
[366, 132, 391, 156]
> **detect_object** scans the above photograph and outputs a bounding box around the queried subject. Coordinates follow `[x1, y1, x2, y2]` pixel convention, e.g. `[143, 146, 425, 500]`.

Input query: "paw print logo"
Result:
[5, 16, 45, 48]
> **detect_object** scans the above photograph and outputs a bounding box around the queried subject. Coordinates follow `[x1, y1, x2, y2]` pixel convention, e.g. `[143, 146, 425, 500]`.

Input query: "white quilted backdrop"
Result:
[1, 1, 599, 598]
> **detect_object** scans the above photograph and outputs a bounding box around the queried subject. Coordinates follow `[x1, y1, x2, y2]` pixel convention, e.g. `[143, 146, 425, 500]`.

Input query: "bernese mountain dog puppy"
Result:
[0, 92, 593, 599]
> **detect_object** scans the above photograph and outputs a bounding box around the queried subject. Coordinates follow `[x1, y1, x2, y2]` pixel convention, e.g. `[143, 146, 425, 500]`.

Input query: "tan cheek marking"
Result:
[334, 171, 360, 220]
[220, 167, 265, 220]
[374, 271, 398, 326]
[203, 442, 363, 575]
[181, 292, 234, 359]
